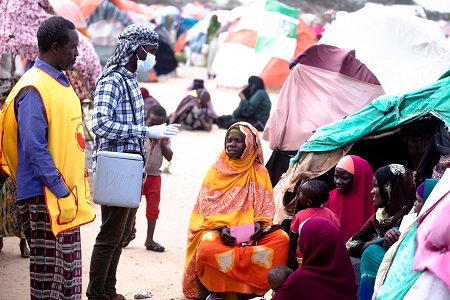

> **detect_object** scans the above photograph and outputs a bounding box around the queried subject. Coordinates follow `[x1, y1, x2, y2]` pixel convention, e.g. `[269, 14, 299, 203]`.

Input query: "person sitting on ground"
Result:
[142, 104, 172, 252]
[346, 164, 416, 300]
[263, 265, 293, 300]
[140, 87, 160, 111]
[325, 155, 375, 242]
[373, 178, 447, 300]
[272, 217, 358, 300]
[182, 122, 289, 300]
[288, 180, 340, 269]
[218, 76, 271, 131]
[169, 87, 218, 131]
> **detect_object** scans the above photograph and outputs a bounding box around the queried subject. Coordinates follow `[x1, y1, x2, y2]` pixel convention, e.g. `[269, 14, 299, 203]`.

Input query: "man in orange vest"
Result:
[0, 16, 95, 299]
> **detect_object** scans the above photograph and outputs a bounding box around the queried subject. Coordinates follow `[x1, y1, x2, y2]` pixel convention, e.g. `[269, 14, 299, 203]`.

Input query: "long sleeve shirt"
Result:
[232, 89, 271, 127]
[92, 67, 155, 169]
[15, 58, 70, 200]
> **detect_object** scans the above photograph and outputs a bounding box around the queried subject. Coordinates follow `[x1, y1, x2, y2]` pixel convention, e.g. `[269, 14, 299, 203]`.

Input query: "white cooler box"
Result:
[93, 151, 144, 208]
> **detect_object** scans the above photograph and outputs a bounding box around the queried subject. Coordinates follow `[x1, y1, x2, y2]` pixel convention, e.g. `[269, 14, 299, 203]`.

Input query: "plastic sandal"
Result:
[146, 242, 165, 252]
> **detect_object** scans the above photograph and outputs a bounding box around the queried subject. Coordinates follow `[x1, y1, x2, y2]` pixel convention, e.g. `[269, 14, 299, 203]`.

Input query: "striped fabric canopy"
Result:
[212, 0, 317, 88]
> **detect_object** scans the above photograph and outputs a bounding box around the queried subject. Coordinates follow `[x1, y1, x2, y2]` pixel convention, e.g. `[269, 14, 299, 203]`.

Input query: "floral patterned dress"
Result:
[0, 177, 25, 238]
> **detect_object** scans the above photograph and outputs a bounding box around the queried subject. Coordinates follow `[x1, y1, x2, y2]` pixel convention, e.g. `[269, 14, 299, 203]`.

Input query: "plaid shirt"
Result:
[92, 66, 148, 169]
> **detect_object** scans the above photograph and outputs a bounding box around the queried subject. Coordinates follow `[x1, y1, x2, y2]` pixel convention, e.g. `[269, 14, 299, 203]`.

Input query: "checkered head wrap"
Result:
[104, 24, 159, 70]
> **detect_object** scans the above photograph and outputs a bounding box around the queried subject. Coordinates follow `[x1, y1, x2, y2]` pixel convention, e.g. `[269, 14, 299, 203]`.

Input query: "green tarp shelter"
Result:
[272, 71, 450, 225]
[293, 71, 450, 161]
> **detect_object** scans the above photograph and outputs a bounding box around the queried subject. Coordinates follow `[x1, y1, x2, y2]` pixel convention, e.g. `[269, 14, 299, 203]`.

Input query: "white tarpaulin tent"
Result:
[319, 5, 450, 95]
[211, 0, 317, 88]
[414, 0, 450, 13]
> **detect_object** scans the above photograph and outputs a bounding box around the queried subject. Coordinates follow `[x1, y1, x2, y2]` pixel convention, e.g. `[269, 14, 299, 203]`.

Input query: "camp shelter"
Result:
[178, 10, 231, 67]
[211, 0, 317, 88]
[75, 0, 177, 78]
[76, 0, 147, 64]
[414, 0, 450, 13]
[262, 44, 385, 186]
[174, 18, 197, 53]
[272, 71, 450, 224]
[319, 5, 450, 95]
[48, 0, 89, 36]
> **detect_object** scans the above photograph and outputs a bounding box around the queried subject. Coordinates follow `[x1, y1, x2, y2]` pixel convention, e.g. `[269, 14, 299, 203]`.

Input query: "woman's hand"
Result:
[250, 222, 263, 242]
[383, 228, 401, 249]
[220, 227, 236, 246]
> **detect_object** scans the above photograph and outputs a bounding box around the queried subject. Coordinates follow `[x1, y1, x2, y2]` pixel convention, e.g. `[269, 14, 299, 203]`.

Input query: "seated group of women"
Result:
[169, 76, 271, 132]
[182, 127, 449, 300]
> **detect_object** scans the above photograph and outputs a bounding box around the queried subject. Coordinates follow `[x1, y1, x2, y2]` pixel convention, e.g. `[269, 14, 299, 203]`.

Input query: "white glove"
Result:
[146, 123, 180, 139]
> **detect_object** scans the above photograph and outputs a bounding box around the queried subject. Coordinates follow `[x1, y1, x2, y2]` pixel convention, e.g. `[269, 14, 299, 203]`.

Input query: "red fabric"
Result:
[290, 207, 340, 257]
[272, 217, 357, 300]
[325, 155, 375, 242]
[143, 175, 161, 220]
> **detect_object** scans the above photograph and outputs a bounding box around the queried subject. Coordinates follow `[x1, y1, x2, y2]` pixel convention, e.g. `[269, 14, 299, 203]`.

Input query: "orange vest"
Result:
[0, 67, 95, 236]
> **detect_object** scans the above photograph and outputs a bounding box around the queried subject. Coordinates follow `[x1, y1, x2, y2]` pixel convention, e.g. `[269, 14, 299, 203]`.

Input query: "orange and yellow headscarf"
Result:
[190, 122, 274, 231]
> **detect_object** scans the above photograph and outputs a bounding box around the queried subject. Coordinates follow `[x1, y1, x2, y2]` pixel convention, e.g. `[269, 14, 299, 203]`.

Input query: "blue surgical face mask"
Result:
[136, 46, 156, 72]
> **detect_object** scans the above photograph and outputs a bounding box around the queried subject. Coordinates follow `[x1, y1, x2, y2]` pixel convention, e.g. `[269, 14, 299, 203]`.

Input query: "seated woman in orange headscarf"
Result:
[182, 122, 289, 300]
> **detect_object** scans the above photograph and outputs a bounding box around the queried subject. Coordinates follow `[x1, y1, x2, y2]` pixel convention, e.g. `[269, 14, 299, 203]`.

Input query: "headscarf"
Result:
[102, 24, 159, 76]
[373, 164, 415, 217]
[169, 88, 217, 124]
[325, 155, 375, 242]
[336, 155, 355, 175]
[272, 217, 357, 300]
[434, 120, 450, 155]
[247, 76, 265, 97]
[140, 87, 150, 99]
[416, 181, 425, 199]
[419, 179, 439, 202]
[183, 122, 274, 297]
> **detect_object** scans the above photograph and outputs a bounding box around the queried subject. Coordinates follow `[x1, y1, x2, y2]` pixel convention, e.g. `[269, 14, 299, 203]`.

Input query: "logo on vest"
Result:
[76, 123, 85, 151]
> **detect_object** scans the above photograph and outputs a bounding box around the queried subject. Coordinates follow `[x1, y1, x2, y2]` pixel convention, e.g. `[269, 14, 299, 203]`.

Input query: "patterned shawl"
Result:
[373, 164, 415, 219]
[183, 122, 274, 296]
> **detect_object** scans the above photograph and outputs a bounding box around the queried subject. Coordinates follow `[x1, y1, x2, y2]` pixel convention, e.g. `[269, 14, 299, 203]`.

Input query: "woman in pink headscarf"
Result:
[325, 155, 375, 242]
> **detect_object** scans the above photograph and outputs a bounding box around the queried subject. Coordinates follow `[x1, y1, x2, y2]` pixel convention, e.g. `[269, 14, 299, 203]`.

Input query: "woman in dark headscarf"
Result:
[218, 76, 271, 131]
[346, 164, 416, 300]
[169, 88, 218, 131]
[272, 217, 357, 300]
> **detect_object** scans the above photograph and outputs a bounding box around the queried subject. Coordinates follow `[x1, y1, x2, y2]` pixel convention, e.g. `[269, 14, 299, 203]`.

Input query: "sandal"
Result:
[122, 227, 136, 248]
[105, 293, 126, 300]
[146, 242, 165, 252]
[20, 238, 30, 258]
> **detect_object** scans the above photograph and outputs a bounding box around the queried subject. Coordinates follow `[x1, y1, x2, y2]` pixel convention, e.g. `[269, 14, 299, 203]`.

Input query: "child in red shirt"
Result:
[143, 105, 173, 252]
[289, 180, 340, 266]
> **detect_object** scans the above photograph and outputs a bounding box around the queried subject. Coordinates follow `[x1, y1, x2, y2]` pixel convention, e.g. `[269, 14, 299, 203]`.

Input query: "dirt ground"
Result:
[0, 66, 280, 300]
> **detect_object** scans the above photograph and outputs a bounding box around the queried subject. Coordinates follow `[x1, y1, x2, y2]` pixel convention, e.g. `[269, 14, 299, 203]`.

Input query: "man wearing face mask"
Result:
[87, 24, 180, 300]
